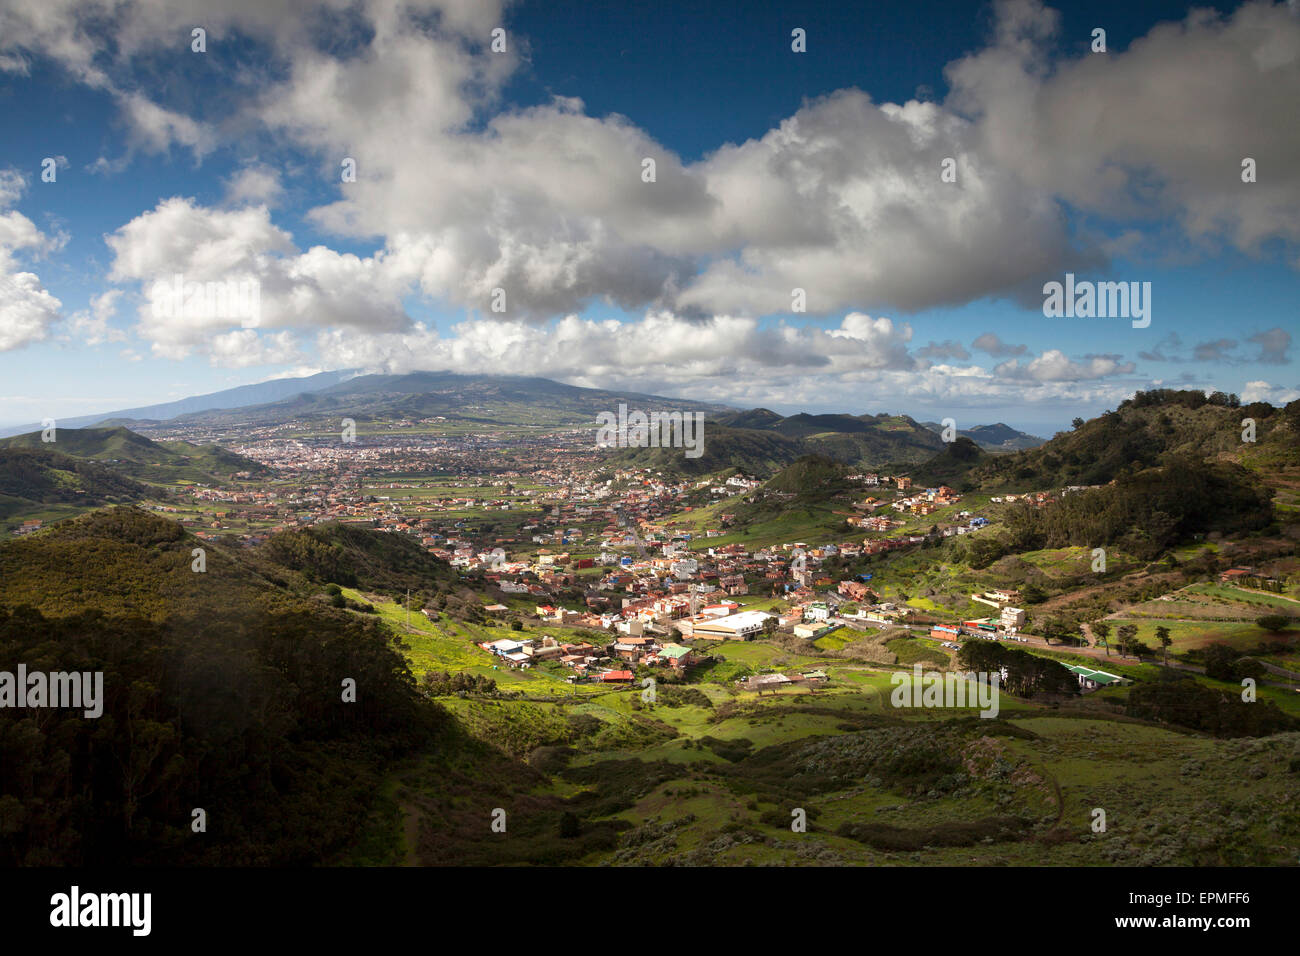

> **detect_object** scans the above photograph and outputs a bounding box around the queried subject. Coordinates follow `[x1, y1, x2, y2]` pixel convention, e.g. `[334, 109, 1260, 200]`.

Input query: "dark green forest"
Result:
[913, 390, 1300, 490]
[0, 509, 446, 865]
[955, 457, 1273, 568]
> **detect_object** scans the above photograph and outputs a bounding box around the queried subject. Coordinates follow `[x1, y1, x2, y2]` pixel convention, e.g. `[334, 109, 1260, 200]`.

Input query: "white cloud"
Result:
[0, 167, 63, 350]
[1241, 379, 1300, 403]
[105, 197, 413, 356]
[5, 0, 1298, 406]
[0, 272, 63, 351]
[223, 164, 285, 207]
[948, 0, 1300, 255]
[205, 329, 302, 368]
[995, 349, 1137, 382]
[67, 290, 126, 346]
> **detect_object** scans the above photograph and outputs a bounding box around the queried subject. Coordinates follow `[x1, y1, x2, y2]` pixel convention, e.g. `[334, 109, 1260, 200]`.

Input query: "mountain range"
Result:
[0, 369, 360, 438]
[7, 376, 1281, 518]
[5, 372, 1046, 449]
[96, 371, 734, 431]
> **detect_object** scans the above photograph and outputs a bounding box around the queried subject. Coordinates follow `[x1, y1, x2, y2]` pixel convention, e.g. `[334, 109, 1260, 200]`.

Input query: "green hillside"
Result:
[0, 426, 270, 484]
[960, 391, 1299, 490]
[607, 410, 948, 477]
[0, 508, 445, 865]
[764, 454, 858, 496]
[256, 522, 458, 597]
[909, 391, 1299, 493]
[0, 446, 154, 529]
[606, 424, 805, 476]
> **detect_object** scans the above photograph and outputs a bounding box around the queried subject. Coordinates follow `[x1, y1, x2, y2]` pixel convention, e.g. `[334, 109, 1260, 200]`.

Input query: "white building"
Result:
[690, 610, 774, 640]
[803, 603, 831, 622]
[671, 558, 699, 578]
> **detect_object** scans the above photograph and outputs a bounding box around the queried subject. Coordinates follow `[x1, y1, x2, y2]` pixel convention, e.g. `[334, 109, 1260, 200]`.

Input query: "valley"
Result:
[1, 379, 1297, 866]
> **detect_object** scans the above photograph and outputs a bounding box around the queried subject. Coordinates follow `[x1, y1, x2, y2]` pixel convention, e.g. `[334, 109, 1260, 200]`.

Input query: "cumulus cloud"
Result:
[1241, 379, 1300, 403]
[0, 168, 63, 350]
[206, 329, 303, 368]
[67, 290, 126, 346]
[14, 0, 1293, 324]
[948, 0, 1300, 256]
[673, 91, 1077, 316]
[222, 164, 285, 207]
[4, 0, 1297, 412]
[995, 349, 1136, 382]
[105, 197, 412, 357]
[315, 310, 915, 383]
[0, 272, 63, 351]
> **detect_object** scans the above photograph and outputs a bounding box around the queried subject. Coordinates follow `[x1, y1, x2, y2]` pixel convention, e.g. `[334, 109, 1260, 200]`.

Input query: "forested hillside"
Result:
[0, 509, 446, 865]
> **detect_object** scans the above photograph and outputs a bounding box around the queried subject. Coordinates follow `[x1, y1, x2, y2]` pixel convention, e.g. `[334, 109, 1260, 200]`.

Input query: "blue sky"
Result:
[0, 0, 1296, 436]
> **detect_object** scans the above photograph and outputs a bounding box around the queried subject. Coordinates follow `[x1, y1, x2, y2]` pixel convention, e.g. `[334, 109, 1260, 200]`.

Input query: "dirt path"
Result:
[1231, 587, 1300, 605]
[1253, 660, 1300, 682]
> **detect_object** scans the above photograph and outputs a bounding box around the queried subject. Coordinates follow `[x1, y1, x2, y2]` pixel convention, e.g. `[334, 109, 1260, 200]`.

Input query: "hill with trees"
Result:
[0, 426, 270, 484]
[0, 508, 447, 865]
[0, 447, 154, 528]
[605, 423, 805, 476]
[609, 410, 948, 477]
[951, 456, 1274, 569]
[912, 390, 1298, 491]
[256, 522, 459, 599]
[764, 455, 858, 497]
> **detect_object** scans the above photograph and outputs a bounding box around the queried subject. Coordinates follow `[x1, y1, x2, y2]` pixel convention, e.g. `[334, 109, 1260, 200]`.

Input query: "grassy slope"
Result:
[0, 426, 268, 484]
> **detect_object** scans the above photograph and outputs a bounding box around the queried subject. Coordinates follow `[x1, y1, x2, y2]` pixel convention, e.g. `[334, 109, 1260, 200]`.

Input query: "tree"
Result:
[1256, 615, 1294, 633]
[1072, 417, 1085, 429]
[1021, 583, 1047, 604]
[1116, 624, 1138, 658]
[1091, 620, 1112, 656]
[1041, 617, 1078, 646]
[1155, 625, 1172, 665]
[1202, 643, 1240, 681]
